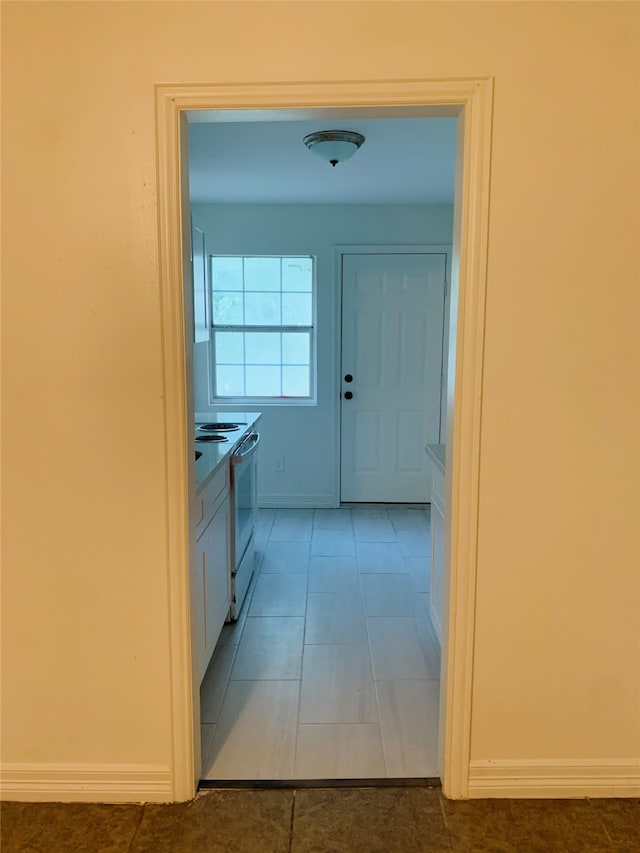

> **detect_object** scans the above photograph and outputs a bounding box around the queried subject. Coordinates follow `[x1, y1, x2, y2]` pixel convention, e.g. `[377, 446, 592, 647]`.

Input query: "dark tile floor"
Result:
[1, 788, 638, 852]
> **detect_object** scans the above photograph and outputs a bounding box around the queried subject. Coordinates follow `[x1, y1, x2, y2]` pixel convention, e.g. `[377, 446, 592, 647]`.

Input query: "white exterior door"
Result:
[340, 252, 446, 503]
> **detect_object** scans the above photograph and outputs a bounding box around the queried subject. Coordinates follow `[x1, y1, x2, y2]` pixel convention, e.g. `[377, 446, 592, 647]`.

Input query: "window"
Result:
[209, 255, 315, 401]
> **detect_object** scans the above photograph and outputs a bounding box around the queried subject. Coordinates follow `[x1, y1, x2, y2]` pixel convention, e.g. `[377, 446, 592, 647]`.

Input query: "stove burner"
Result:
[195, 434, 228, 443]
[197, 422, 241, 432]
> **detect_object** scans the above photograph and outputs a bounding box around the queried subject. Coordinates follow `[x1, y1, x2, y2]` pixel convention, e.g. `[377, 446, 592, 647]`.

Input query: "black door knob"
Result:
[344, 374, 353, 383]
[344, 391, 353, 400]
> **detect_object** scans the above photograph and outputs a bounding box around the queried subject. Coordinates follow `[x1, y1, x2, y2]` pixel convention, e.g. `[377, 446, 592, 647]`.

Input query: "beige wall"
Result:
[2, 1, 638, 791]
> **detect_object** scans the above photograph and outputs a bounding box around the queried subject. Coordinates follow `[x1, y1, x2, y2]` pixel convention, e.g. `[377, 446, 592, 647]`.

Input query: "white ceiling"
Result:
[188, 116, 457, 205]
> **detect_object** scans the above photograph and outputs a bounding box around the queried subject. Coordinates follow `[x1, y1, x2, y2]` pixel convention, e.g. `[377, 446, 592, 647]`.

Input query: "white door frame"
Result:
[155, 79, 493, 801]
[334, 244, 451, 503]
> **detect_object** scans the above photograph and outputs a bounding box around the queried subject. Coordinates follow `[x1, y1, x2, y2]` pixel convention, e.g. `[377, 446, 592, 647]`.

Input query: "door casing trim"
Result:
[155, 78, 493, 801]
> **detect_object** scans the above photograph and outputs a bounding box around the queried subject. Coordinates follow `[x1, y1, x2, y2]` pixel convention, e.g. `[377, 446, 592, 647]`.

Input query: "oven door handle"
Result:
[232, 431, 260, 463]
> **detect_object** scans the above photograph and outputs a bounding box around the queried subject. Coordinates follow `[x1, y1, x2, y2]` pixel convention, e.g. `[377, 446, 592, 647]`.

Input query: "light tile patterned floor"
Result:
[200, 505, 440, 780]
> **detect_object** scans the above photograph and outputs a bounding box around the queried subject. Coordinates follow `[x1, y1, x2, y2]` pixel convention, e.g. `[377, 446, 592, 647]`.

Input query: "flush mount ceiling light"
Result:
[303, 130, 365, 167]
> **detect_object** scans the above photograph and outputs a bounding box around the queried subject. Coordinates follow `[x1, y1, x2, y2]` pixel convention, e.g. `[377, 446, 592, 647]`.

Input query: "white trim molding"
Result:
[0, 763, 173, 803]
[436, 77, 494, 801]
[469, 759, 640, 799]
[155, 77, 494, 802]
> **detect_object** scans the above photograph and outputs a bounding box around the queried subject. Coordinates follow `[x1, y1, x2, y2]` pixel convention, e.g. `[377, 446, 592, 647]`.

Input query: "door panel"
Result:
[396, 410, 426, 473]
[353, 410, 382, 472]
[355, 314, 383, 384]
[340, 253, 446, 503]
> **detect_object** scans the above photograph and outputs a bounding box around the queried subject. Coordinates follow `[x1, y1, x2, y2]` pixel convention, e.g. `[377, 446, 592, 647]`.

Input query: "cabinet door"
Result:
[430, 501, 444, 646]
[429, 465, 445, 647]
[203, 491, 232, 666]
[192, 536, 207, 679]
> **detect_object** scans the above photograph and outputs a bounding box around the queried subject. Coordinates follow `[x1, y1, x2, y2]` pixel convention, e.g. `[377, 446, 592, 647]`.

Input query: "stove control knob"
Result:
[344, 391, 353, 400]
[344, 374, 353, 383]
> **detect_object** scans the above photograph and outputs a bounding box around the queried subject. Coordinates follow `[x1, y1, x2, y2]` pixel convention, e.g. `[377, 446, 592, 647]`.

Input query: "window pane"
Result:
[245, 292, 281, 325]
[282, 257, 313, 292]
[216, 365, 245, 396]
[282, 366, 310, 397]
[246, 365, 281, 397]
[210, 254, 314, 401]
[244, 257, 281, 292]
[282, 293, 312, 325]
[211, 257, 243, 291]
[213, 292, 243, 324]
[282, 332, 309, 365]
[245, 332, 281, 365]
[215, 331, 244, 364]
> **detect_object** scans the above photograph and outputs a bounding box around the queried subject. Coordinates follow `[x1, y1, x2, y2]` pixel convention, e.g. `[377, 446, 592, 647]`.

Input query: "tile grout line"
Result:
[201, 627, 241, 777]
[287, 788, 297, 853]
[587, 798, 616, 846]
[256, 507, 308, 778]
[364, 507, 390, 779]
[124, 803, 146, 853]
[201, 510, 266, 779]
[290, 509, 309, 779]
[437, 792, 457, 851]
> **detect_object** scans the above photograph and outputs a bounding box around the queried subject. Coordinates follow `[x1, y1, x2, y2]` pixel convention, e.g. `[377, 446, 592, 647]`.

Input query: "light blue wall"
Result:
[192, 203, 453, 506]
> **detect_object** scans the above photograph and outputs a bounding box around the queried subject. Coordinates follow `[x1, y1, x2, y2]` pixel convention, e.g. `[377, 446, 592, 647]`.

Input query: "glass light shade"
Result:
[303, 130, 365, 167]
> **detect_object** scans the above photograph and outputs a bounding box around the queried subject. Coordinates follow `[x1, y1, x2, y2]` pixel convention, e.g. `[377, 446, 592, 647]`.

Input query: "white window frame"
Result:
[207, 254, 317, 406]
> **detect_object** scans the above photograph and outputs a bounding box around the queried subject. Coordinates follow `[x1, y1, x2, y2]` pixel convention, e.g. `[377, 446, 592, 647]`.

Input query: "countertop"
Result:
[425, 443, 446, 475]
[194, 411, 262, 490]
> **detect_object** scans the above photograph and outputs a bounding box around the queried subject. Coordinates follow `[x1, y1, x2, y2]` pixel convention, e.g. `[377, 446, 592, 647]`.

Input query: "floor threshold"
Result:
[198, 777, 442, 790]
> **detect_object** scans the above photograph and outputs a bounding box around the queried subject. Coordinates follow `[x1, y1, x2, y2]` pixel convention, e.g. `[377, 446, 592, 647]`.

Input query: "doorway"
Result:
[189, 121, 451, 782]
[155, 79, 493, 801]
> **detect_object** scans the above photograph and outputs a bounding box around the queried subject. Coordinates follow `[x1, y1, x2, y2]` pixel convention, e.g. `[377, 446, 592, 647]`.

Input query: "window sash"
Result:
[211, 326, 314, 400]
[209, 255, 316, 402]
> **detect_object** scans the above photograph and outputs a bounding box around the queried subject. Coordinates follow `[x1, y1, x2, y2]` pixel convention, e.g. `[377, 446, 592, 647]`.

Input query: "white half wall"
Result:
[191, 203, 453, 506]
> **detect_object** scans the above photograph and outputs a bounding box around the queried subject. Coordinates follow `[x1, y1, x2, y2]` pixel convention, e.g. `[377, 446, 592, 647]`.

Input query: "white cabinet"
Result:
[193, 535, 207, 671]
[192, 465, 231, 682]
[427, 447, 445, 648]
[204, 493, 231, 658]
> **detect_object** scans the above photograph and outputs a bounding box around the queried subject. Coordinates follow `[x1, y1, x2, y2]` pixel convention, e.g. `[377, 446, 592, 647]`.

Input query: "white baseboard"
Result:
[258, 494, 338, 508]
[468, 758, 640, 798]
[0, 762, 173, 803]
